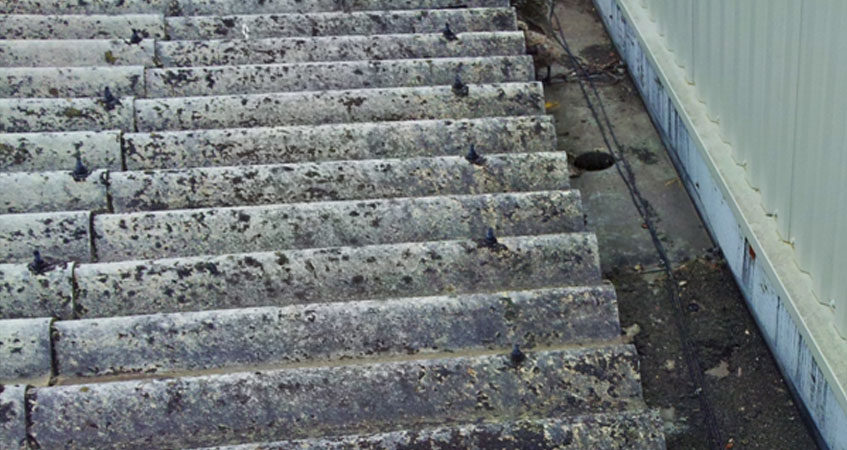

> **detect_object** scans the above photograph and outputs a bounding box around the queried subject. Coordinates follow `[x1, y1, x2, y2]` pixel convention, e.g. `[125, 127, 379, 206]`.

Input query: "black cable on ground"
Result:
[548, 10, 725, 450]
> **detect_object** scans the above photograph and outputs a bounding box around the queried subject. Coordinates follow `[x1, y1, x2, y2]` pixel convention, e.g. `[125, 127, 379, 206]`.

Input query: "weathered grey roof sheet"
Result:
[0, 0, 664, 447]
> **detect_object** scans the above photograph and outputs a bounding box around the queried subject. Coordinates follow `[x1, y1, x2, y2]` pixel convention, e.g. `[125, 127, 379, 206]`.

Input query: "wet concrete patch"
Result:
[579, 43, 617, 66]
[626, 146, 659, 165]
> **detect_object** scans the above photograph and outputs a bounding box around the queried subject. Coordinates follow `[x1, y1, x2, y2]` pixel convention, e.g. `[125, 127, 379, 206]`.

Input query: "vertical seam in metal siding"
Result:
[786, 0, 805, 243]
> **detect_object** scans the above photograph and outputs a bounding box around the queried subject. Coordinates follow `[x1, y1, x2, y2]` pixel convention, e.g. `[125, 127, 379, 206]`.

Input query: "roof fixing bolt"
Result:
[484, 227, 498, 247]
[465, 144, 484, 165]
[128, 29, 143, 45]
[510, 344, 526, 367]
[29, 250, 49, 275]
[71, 151, 90, 181]
[452, 74, 469, 97]
[103, 86, 121, 111]
[442, 23, 458, 41]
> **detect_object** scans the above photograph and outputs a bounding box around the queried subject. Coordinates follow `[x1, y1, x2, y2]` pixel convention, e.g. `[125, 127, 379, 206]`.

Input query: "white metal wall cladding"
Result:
[635, 0, 847, 335]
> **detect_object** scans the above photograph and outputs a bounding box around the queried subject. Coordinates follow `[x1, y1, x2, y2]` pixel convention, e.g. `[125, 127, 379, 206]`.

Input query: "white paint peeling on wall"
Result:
[594, 1, 847, 448]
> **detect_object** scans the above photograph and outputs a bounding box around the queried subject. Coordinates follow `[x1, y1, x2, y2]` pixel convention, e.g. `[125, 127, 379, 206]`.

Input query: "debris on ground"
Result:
[705, 360, 730, 379]
[610, 257, 817, 448]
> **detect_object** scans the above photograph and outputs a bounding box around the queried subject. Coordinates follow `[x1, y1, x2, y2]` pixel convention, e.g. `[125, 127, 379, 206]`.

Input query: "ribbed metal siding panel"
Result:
[791, 0, 847, 320]
[716, 2, 739, 147]
[837, 187, 847, 334]
[669, 0, 693, 83]
[643, 0, 693, 80]
[639, 0, 846, 334]
[750, 0, 801, 238]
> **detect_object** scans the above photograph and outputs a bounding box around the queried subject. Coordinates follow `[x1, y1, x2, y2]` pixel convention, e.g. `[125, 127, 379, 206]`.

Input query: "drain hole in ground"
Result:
[573, 151, 616, 171]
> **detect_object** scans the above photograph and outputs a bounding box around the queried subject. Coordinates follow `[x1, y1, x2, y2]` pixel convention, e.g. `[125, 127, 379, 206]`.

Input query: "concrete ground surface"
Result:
[541, 0, 820, 448]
